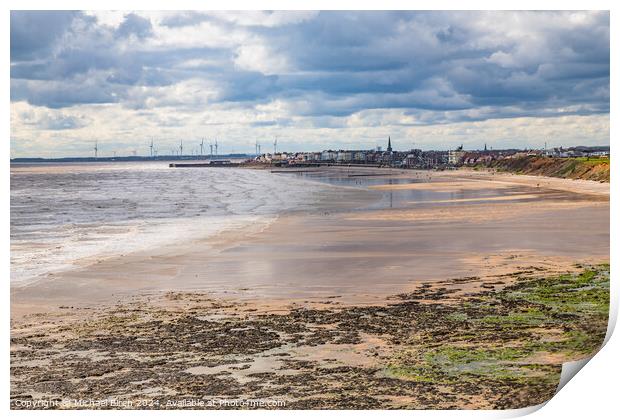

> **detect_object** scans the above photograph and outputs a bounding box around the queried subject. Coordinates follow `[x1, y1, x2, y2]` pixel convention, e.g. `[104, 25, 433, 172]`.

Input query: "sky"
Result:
[10, 10, 610, 157]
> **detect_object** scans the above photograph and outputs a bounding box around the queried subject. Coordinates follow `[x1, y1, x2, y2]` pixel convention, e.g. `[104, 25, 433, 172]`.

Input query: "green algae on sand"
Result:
[11, 264, 610, 409]
[387, 264, 610, 399]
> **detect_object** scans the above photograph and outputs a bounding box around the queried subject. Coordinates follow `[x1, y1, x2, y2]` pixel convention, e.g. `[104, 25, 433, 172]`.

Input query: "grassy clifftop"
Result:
[471, 156, 609, 182]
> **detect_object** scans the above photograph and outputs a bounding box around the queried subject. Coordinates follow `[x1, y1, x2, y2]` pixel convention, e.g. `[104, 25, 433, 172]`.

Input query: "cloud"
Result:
[116, 13, 153, 39]
[12, 101, 89, 133]
[10, 11, 79, 61]
[160, 12, 210, 28]
[160, 11, 319, 28]
[234, 43, 290, 74]
[11, 75, 123, 108]
[9, 11, 610, 156]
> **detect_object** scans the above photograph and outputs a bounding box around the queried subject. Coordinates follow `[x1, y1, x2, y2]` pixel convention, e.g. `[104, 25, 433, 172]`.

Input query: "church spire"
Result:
[387, 136, 392, 153]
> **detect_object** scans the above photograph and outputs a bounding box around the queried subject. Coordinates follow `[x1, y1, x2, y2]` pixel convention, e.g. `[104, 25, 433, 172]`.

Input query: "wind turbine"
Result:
[200, 138, 204, 157]
[273, 137, 278, 154]
[149, 138, 154, 158]
[214, 139, 218, 157]
[179, 140, 183, 156]
[94, 141, 98, 159]
[209, 143, 213, 158]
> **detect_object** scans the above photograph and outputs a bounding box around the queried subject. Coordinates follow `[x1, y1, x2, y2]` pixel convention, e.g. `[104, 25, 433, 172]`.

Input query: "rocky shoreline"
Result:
[11, 263, 609, 409]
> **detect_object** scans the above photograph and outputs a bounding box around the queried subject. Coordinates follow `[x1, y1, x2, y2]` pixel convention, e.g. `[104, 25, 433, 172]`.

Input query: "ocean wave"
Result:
[10, 163, 332, 285]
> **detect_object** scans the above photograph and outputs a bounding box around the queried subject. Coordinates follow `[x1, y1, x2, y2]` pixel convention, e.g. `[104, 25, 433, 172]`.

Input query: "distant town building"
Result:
[448, 145, 466, 165]
[249, 141, 608, 169]
[321, 150, 338, 161]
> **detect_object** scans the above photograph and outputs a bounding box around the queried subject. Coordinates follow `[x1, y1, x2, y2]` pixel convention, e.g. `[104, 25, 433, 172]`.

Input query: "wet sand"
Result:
[12, 166, 609, 316]
[10, 167, 610, 409]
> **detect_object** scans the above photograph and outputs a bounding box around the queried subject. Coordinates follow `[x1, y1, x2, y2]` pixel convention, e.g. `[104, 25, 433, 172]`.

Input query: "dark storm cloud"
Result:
[10, 11, 79, 61]
[11, 77, 124, 108]
[10, 10, 610, 125]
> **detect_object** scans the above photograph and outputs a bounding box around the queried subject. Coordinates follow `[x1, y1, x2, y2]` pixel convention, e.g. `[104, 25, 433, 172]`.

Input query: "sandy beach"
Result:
[11, 167, 610, 409]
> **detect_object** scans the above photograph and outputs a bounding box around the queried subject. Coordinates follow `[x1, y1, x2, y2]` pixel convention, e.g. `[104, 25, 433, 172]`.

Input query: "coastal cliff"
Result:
[469, 156, 610, 182]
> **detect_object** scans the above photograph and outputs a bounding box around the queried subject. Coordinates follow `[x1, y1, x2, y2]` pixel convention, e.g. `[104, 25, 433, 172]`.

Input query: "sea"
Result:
[10, 161, 338, 285]
[10, 161, 524, 286]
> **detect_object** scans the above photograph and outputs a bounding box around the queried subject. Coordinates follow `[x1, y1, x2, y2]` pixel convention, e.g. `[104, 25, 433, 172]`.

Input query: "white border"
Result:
[3, 2, 617, 419]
